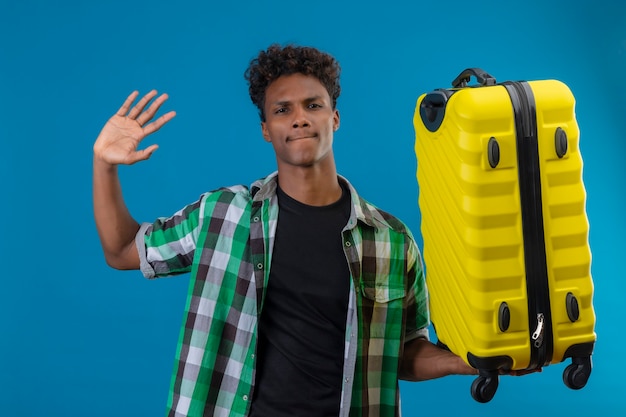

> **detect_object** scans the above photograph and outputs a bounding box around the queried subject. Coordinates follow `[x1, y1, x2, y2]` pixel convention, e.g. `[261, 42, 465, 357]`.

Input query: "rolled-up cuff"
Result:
[135, 222, 156, 279]
[405, 327, 430, 343]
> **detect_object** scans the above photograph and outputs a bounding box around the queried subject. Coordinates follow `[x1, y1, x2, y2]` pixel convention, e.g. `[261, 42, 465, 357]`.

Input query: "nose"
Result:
[292, 106, 310, 128]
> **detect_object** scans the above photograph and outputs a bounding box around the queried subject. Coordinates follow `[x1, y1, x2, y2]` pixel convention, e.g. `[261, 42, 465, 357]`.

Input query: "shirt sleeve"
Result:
[135, 196, 205, 279]
[404, 237, 430, 341]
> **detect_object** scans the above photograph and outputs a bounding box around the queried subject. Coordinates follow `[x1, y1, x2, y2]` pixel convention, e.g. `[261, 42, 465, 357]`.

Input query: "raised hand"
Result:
[93, 90, 176, 165]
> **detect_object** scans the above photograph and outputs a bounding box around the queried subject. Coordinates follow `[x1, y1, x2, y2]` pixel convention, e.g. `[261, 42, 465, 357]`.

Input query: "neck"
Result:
[276, 165, 342, 206]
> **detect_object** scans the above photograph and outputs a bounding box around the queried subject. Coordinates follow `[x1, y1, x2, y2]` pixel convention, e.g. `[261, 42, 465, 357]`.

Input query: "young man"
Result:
[93, 44, 476, 417]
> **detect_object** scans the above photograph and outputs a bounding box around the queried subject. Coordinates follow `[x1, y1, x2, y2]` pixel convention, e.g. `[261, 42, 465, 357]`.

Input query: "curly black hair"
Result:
[244, 44, 341, 121]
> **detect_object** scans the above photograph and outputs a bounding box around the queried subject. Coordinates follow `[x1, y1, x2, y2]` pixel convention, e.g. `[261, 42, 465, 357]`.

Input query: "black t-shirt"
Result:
[248, 183, 351, 417]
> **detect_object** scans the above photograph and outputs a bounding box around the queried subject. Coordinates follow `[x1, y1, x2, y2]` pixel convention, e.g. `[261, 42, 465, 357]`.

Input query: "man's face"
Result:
[261, 73, 340, 171]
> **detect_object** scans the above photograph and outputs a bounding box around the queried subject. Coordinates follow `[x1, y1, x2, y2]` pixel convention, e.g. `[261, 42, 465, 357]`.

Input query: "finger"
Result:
[115, 91, 140, 117]
[136, 93, 170, 126]
[127, 90, 158, 120]
[142, 110, 176, 136]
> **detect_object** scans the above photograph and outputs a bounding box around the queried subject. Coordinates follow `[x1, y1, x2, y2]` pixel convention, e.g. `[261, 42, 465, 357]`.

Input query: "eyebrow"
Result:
[269, 95, 325, 107]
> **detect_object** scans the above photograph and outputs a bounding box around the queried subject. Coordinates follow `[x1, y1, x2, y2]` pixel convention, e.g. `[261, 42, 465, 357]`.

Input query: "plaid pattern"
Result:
[137, 172, 429, 417]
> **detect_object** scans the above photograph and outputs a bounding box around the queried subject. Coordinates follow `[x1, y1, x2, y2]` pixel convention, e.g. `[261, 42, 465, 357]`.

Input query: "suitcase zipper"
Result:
[503, 82, 554, 370]
[531, 312, 545, 348]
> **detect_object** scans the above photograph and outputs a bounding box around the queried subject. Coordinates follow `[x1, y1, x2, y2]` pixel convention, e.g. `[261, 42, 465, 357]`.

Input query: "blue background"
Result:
[1, 0, 624, 415]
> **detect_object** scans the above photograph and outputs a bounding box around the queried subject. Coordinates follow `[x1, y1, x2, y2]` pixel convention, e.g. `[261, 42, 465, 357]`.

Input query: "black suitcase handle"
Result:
[452, 68, 497, 88]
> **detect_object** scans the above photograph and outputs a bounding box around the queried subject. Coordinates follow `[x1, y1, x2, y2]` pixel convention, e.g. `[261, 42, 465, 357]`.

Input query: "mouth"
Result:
[287, 134, 317, 142]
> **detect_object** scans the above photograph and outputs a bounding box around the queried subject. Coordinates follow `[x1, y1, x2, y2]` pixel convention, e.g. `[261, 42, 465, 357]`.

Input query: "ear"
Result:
[261, 122, 271, 142]
[333, 109, 340, 131]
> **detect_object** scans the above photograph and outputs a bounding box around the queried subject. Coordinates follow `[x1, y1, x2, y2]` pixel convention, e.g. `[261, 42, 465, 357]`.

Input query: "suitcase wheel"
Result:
[470, 370, 499, 403]
[563, 356, 592, 390]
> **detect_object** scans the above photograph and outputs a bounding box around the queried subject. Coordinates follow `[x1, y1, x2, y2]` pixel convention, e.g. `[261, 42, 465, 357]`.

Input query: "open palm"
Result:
[94, 90, 176, 165]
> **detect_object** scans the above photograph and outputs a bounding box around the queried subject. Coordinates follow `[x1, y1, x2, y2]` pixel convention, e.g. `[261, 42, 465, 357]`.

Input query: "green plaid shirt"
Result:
[136, 172, 429, 417]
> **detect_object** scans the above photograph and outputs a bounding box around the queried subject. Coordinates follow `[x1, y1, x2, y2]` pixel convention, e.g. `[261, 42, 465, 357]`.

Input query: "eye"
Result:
[308, 103, 322, 109]
[274, 107, 288, 114]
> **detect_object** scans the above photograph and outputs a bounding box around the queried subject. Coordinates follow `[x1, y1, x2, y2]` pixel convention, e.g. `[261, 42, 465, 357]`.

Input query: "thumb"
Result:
[128, 144, 159, 164]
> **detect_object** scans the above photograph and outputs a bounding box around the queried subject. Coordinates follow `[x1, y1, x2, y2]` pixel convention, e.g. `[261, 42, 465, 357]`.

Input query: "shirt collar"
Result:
[250, 172, 385, 230]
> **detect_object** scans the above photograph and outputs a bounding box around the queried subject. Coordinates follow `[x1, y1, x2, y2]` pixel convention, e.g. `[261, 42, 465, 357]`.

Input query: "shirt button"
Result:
[345, 377, 350, 383]
[251, 354, 255, 359]
[243, 395, 249, 401]
[253, 216, 260, 222]
[257, 263, 263, 269]
[345, 241, 351, 247]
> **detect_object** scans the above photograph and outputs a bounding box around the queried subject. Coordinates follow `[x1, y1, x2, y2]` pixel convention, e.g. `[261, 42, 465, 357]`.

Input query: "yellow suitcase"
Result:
[413, 69, 596, 402]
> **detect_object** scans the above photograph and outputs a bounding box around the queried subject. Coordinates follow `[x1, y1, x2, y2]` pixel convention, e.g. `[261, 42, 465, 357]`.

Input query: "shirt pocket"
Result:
[360, 281, 406, 303]
[359, 277, 406, 339]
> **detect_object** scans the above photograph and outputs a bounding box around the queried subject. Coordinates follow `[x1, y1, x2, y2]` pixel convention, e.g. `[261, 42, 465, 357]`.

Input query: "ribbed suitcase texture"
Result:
[413, 69, 596, 402]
